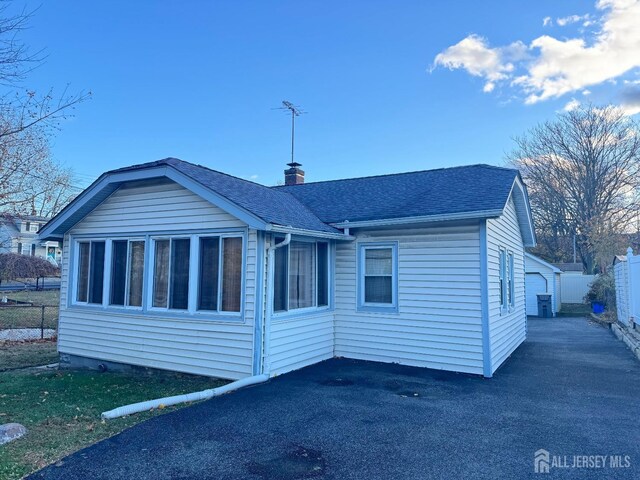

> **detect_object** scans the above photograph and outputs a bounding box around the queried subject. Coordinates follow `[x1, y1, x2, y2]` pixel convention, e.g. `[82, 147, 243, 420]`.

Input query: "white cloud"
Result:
[249, 174, 259, 180]
[563, 98, 581, 111]
[432, 0, 640, 111]
[543, 16, 552, 27]
[556, 14, 590, 26]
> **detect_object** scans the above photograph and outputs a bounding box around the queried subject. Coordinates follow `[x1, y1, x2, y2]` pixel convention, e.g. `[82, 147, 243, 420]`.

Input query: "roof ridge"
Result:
[273, 163, 517, 188]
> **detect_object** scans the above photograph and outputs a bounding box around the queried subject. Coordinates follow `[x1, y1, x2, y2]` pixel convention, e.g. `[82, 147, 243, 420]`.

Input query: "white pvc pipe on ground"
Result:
[101, 374, 269, 420]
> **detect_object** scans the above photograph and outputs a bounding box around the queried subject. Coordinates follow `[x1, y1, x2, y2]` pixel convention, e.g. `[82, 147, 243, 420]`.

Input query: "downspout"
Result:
[263, 233, 291, 375]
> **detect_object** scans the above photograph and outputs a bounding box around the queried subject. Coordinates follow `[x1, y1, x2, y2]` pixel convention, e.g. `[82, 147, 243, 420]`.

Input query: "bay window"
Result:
[273, 238, 329, 313]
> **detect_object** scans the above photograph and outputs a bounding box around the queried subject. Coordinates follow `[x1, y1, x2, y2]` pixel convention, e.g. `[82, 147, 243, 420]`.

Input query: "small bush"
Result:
[584, 273, 616, 309]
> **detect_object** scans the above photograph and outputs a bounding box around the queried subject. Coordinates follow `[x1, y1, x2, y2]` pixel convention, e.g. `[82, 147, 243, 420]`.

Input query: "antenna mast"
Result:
[275, 100, 305, 164]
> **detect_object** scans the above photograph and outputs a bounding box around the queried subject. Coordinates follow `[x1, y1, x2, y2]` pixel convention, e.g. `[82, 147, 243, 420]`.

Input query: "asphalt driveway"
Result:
[29, 318, 640, 479]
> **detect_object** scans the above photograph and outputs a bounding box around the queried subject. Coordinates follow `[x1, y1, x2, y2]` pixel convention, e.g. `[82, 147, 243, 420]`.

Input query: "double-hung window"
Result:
[358, 243, 398, 311]
[273, 239, 329, 313]
[76, 240, 106, 304]
[197, 236, 243, 313]
[110, 240, 145, 307]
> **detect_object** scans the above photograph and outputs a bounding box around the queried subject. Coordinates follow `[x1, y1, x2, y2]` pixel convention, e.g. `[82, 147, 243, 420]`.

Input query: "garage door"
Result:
[526, 274, 548, 316]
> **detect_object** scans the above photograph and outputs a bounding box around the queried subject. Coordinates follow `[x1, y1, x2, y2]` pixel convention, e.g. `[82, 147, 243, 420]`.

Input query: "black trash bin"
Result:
[537, 294, 552, 318]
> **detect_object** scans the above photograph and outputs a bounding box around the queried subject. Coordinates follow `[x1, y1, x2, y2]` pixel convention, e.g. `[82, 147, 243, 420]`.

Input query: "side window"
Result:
[508, 252, 515, 308]
[110, 240, 145, 307]
[273, 239, 329, 313]
[76, 240, 106, 304]
[358, 243, 397, 310]
[499, 248, 506, 310]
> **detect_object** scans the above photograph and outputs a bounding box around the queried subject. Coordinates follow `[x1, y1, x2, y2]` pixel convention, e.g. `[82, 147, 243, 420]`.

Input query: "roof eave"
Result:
[267, 224, 354, 240]
[37, 165, 271, 239]
[329, 209, 505, 229]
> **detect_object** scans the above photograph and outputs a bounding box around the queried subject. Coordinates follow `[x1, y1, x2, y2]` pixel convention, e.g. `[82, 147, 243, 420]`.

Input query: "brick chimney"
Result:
[284, 162, 304, 185]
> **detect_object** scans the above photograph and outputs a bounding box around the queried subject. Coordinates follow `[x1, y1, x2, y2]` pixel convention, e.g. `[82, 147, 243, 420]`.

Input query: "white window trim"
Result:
[72, 238, 108, 306]
[272, 236, 331, 318]
[107, 238, 146, 311]
[69, 231, 246, 320]
[357, 242, 399, 313]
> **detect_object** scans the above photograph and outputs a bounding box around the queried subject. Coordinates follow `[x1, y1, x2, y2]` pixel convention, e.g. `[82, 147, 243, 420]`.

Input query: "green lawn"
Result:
[0, 341, 59, 371]
[0, 290, 60, 330]
[1, 290, 60, 306]
[0, 367, 226, 479]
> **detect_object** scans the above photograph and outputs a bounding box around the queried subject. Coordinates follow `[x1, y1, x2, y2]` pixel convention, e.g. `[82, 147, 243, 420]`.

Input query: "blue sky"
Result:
[14, 0, 640, 188]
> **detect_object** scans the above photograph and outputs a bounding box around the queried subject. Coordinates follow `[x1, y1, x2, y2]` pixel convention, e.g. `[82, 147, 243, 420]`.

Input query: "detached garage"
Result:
[525, 253, 561, 317]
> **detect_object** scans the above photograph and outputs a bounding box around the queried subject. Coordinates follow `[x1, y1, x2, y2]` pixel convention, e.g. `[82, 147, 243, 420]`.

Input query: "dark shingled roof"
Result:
[109, 158, 339, 233]
[275, 164, 519, 224]
[102, 159, 521, 234]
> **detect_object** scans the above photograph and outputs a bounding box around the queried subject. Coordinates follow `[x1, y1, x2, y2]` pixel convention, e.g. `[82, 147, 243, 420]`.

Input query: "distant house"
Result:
[524, 253, 561, 316]
[38, 158, 535, 379]
[0, 214, 62, 263]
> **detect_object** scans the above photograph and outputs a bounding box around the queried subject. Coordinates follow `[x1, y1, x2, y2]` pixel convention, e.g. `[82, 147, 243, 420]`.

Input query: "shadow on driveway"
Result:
[29, 318, 640, 479]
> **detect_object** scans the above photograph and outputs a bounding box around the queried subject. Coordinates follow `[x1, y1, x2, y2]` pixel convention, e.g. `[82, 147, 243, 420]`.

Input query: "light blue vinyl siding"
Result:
[334, 225, 484, 375]
[57, 180, 257, 380]
[486, 196, 526, 373]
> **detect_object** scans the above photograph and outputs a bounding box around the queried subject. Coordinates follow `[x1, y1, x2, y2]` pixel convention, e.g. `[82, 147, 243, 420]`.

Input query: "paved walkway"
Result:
[29, 318, 640, 479]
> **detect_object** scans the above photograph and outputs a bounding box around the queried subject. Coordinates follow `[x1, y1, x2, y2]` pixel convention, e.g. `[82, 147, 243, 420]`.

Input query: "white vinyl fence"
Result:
[615, 248, 640, 327]
[560, 274, 597, 304]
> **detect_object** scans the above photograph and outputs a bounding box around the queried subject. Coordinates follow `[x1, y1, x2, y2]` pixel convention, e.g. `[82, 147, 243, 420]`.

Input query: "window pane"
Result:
[77, 242, 90, 302]
[153, 240, 170, 308]
[274, 241, 288, 312]
[365, 248, 392, 275]
[169, 238, 190, 309]
[88, 241, 105, 304]
[198, 237, 219, 311]
[317, 242, 328, 307]
[365, 276, 392, 304]
[289, 241, 316, 309]
[222, 237, 242, 312]
[128, 241, 145, 307]
[110, 240, 128, 305]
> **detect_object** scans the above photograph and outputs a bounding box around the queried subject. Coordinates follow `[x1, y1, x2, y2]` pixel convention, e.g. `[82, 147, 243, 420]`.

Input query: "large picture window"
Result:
[273, 239, 329, 313]
[76, 240, 106, 304]
[198, 236, 243, 312]
[72, 232, 244, 317]
[358, 243, 397, 311]
[110, 240, 145, 307]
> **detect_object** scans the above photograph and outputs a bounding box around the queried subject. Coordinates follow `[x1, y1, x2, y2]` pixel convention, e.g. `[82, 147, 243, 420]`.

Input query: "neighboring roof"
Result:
[552, 262, 584, 273]
[525, 253, 562, 273]
[39, 158, 535, 245]
[276, 164, 519, 224]
[613, 255, 627, 265]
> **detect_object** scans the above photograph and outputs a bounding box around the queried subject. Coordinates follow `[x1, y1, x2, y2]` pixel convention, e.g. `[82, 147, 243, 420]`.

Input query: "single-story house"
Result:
[524, 253, 561, 316]
[38, 158, 535, 379]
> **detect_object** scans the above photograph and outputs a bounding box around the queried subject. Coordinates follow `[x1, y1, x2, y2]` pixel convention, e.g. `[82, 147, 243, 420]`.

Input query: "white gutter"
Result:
[267, 224, 353, 241]
[329, 209, 504, 229]
[263, 233, 291, 374]
[101, 374, 269, 420]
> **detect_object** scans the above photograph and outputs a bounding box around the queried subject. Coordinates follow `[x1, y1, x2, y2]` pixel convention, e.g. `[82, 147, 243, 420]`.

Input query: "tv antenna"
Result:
[274, 100, 305, 164]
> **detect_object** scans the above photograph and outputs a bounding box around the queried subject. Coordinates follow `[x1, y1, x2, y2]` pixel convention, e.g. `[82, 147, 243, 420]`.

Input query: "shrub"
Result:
[0, 253, 60, 285]
[584, 273, 616, 309]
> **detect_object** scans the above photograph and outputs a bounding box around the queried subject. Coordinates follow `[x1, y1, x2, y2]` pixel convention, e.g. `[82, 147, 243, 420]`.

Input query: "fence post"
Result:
[41, 305, 45, 339]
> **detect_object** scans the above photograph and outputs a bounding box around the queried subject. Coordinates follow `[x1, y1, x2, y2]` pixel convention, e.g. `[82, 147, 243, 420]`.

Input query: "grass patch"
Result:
[558, 303, 592, 317]
[1, 290, 60, 306]
[0, 368, 225, 479]
[0, 341, 58, 371]
[0, 291, 59, 330]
